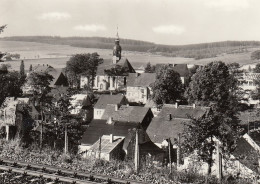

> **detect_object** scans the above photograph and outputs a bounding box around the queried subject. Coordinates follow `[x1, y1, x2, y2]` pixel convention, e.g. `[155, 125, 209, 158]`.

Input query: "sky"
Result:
[1, 0, 260, 45]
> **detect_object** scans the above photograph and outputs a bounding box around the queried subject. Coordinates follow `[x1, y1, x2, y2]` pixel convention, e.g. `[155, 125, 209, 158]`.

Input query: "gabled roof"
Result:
[88, 135, 125, 154]
[94, 94, 127, 109]
[70, 94, 92, 108]
[32, 64, 54, 73]
[147, 104, 209, 144]
[49, 69, 69, 87]
[101, 105, 152, 123]
[96, 57, 135, 75]
[127, 73, 156, 87]
[81, 119, 139, 145]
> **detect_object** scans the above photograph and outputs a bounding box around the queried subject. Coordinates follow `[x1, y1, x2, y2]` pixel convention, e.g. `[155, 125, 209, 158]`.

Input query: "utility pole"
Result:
[99, 137, 101, 159]
[168, 138, 172, 174]
[64, 124, 68, 154]
[177, 133, 181, 169]
[134, 129, 139, 172]
[40, 109, 43, 152]
[217, 142, 222, 183]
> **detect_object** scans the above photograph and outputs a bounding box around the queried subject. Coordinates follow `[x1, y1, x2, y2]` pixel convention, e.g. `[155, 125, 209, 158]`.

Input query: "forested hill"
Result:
[1, 36, 260, 60]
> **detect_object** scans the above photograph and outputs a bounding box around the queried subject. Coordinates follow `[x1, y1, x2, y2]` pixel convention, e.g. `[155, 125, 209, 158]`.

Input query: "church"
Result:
[80, 32, 136, 91]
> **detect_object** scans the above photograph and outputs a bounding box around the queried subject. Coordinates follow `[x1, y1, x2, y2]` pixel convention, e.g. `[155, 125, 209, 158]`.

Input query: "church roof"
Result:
[96, 57, 135, 75]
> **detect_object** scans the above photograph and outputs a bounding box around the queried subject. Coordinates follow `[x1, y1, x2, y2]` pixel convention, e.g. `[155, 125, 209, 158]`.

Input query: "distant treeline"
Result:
[1, 36, 260, 59]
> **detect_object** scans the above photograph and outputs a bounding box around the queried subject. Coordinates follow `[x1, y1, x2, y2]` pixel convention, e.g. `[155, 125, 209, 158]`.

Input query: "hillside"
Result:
[2, 36, 260, 60]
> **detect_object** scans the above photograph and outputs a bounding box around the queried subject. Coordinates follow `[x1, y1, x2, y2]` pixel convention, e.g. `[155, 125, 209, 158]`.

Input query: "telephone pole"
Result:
[134, 129, 140, 172]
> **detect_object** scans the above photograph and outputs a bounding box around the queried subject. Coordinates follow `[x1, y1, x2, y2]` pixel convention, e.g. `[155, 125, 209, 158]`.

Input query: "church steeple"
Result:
[112, 27, 121, 64]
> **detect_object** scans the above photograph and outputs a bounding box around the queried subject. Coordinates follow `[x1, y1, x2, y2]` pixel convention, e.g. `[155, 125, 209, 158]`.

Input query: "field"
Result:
[0, 40, 260, 71]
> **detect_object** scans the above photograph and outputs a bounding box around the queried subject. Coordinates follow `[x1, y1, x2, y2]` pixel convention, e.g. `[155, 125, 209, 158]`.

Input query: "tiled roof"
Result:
[96, 57, 135, 75]
[80, 119, 139, 145]
[147, 104, 209, 144]
[88, 135, 125, 154]
[101, 105, 151, 123]
[94, 94, 127, 109]
[127, 73, 156, 87]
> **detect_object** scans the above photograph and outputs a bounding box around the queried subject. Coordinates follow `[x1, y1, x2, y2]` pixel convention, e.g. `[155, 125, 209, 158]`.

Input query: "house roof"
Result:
[96, 57, 135, 75]
[80, 119, 139, 145]
[147, 104, 209, 144]
[232, 136, 259, 173]
[70, 94, 92, 108]
[101, 105, 151, 123]
[127, 73, 156, 87]
[49, 69, 69, 87]
[88, 135, 125, 154]
[94, 94, 127, 109]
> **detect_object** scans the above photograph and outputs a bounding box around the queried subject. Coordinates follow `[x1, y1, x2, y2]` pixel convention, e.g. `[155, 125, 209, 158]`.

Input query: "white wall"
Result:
[94, 108, 105, 119]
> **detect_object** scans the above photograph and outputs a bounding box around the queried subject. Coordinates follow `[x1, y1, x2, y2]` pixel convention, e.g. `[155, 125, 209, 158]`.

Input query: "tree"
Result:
[182, 109, 240, 175]
[29, 64, 33, 72]
[20, 60, 25, 76]
[251, 50, 260, 60]
[0, 25, 7, 34]
[185, 61, 239, 119]
[151, 65, 184, 105]
[66, 53, 103, 88]
[0, 68, 23, 106]
[227, 62, 241, 74]
[144, 62, 155, 73]
[253, 63, 260, 73]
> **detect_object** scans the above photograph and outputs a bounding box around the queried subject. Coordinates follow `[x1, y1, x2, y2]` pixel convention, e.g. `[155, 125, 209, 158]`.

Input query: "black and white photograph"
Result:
[1, 0, 260, 183]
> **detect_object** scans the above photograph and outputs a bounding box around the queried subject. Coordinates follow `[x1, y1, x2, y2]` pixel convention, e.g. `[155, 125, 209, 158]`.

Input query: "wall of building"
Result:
[94, 108, 105, 119]
[126, 86, 149, 104]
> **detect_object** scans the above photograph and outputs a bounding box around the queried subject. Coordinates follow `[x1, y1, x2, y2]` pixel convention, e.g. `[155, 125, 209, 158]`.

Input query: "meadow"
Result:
[0, 40, 259, 71]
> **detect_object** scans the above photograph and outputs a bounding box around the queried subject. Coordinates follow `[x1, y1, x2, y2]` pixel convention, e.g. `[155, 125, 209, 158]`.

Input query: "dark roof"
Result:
[101, 105, 151, 123]
[96, 57, 135, 75]
[49, 69, 69, 87]
[81, 119, 139, 145]
[172, 64, 189, 77]
[127, 73, 156, 87]
[94, 94, 127, 109]
[248, 131, 260, 146]
[147, 104, 209, 144]
[233, 137, 259, 173]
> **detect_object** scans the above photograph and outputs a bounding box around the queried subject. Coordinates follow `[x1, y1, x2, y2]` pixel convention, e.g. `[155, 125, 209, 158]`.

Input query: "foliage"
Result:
[66, 53, 103, 88]
[182, 108, 240, 175]
[20, 60, 25, 76]
[4, 53, 20, 61]
[253, 63, 260, 73]
[0, 25, 7, 34]
[251, 50, 260, 60]
[29, 64, 32, 72]
[185, 61, 239, 118]
[0, 70, 23, 106]
[27, 72, 54, 97]
[144, 62, 155, 73]
[227, 62, 241, 74]
[151, 64, 184, 105]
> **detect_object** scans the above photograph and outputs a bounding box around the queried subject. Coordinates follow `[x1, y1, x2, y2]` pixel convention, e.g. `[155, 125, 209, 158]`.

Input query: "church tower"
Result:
[112, 28, 122, 64]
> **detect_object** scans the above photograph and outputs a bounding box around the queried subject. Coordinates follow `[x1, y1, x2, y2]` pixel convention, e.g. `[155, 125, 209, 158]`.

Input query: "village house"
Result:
[126, 73, 156, 104]
[146, 103, 210, 148]
[236, 72, 260, 107]
[80, 32, 136, 91]
[23, 65, 69, 94]
[79, 119, 162, 161]
[0, 97, 34, 140]
[93, 94, 128, 119]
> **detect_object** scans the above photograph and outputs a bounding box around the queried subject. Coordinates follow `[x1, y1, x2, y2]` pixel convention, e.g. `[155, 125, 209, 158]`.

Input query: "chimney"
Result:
[107, 117, 113, 124]
[167, 113, 172, 121]
[136, 73, 139, 77]
[110, 134, 114, 143]
[193, 104, 196, 109]
[175, 102, 178, 108]
[115, 104, 118, 111]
